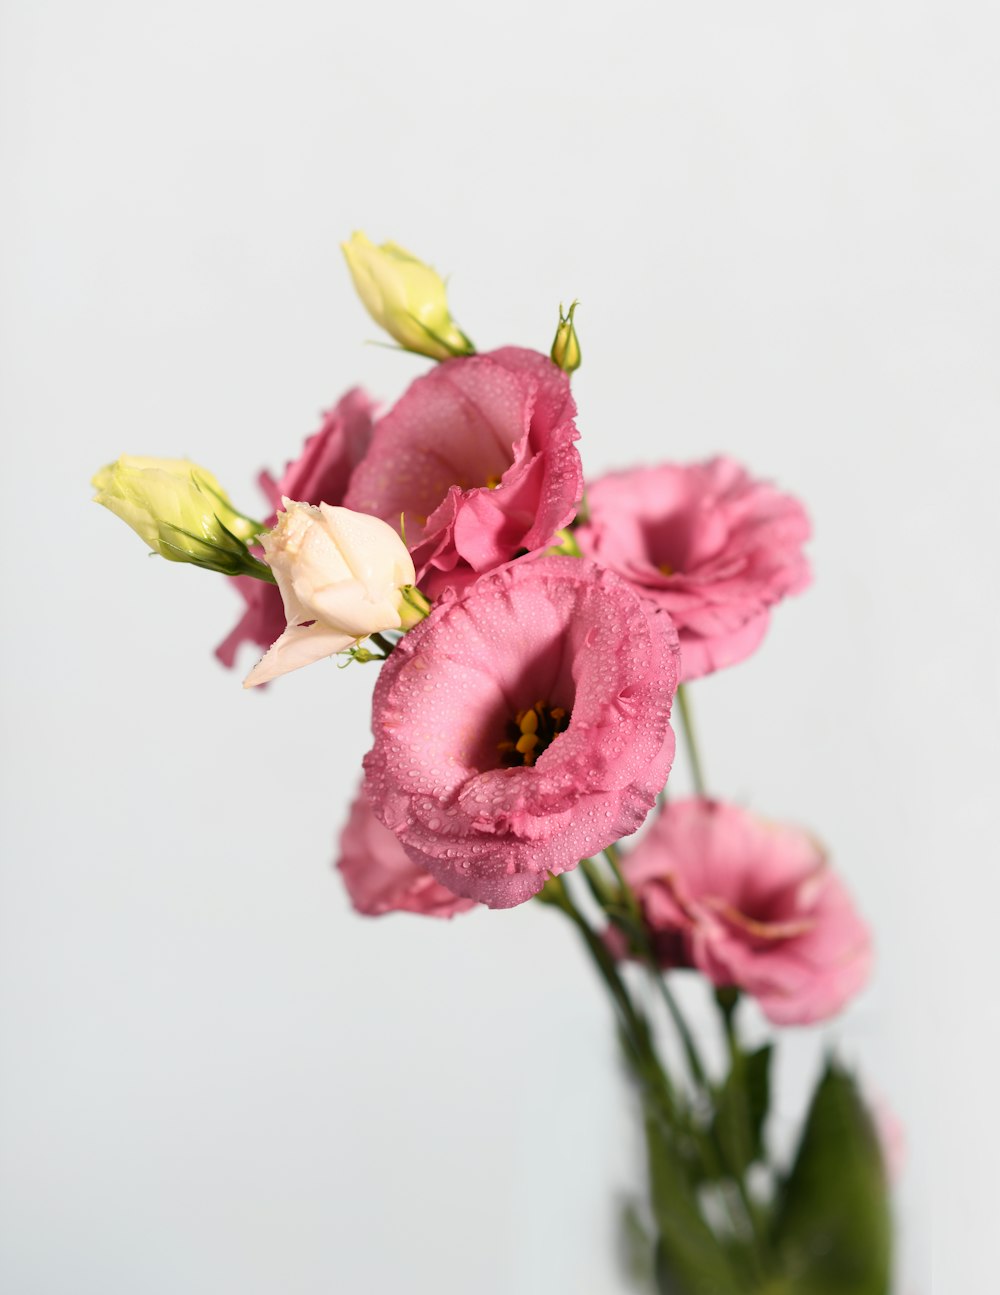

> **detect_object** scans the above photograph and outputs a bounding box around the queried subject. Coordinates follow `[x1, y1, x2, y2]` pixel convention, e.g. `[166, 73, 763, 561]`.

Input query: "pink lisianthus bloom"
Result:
[216, 388, 376, 668]
[344, 348, 582, 599]
[336, 785, 476, 918]
[575, 459, 811, 681]
[617, 798, 871, 1025]
[363, 556, 680, 909]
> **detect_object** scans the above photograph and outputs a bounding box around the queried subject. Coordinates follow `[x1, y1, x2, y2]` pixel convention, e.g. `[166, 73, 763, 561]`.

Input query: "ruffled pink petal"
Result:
[675, 612, 771, 682]
[345, 348, 582, 599]
[616, 798, 871, 1025]
[336, 785, 477, 918]
[576, 459, 810, 679]
[214, 575, 288, 668]
[363, 557, 680, 909]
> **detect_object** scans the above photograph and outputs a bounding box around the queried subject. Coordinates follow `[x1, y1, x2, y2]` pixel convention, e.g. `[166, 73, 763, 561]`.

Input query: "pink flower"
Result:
[344, 348, 582, 599]
[363, 556, 680, 909]
[618, 798, 871, 1025]
[575, 459, 811, 680]
[336, 785, 476, 918]
[216, 388, 376, 668]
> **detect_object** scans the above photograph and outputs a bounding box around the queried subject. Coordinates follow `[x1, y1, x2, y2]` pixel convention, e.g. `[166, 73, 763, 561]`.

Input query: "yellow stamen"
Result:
[658, 562, 674, 576]
[486, 475, 502, 489]
[519, 709, 539, 736]
[516, 732, 539, 756]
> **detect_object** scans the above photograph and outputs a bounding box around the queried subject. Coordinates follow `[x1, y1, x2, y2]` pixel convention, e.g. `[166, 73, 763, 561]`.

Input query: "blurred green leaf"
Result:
[645, 1109, 745, 1295]
[771, 1060, 892, 1295]
[713, 1044, 773, 1178]
[619, 1195, 657, 1292]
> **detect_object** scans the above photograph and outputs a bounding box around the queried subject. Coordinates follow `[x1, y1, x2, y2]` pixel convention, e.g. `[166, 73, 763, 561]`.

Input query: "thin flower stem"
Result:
[549, 875, 644, 1052]
[675, 683, 707, 797]
[603, 846, 767, 1274]
[548, 876, 677, 1119]
[605, 844, 709, 1093]
[368, 631, 395, 656]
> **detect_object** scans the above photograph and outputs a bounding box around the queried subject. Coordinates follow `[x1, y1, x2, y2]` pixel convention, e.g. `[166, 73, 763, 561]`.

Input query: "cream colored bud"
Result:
[244, 500, 418, 687]
[92, 455, 262, 575]
[341, 231, 474, 360]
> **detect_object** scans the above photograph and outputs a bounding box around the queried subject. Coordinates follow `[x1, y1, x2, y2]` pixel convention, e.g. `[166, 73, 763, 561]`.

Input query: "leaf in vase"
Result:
[770, 1059, 892, 1295]
[645, 1110, 746, 1295]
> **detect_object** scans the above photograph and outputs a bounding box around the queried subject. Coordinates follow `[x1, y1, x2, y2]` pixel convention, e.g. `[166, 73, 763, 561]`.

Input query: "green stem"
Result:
[547, 876, 677, 1119]
[368, 631, 395, 656]
[605, 845, 708, 1092]
[548, 876, 645, 1053]
[675, 683, 707, 796]
[605, 846, 767, 1275]
[715, 986, 740, 1056]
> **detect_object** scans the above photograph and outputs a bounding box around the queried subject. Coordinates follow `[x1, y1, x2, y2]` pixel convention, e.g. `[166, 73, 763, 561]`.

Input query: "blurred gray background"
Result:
[1, 2, 995, 1292]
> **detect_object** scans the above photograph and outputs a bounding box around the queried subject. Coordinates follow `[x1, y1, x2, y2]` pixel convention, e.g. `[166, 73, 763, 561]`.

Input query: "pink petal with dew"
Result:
[364, 557, 679, 909]
[336, 785, 476, 918]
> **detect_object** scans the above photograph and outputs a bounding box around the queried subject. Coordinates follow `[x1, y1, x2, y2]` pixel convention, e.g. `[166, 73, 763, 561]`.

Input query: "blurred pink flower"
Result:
[618, 798, 871, 1025]
[336, 785, 476, 918]
[364, 557, 680, 909]
[575, 459, 811, 680]
[344, 348, 582, 599]
[216, 388, 376, 668]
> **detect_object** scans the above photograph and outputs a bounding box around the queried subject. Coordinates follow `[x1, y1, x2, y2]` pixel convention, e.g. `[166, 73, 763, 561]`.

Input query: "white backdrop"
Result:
[1, 3, 995, 1292]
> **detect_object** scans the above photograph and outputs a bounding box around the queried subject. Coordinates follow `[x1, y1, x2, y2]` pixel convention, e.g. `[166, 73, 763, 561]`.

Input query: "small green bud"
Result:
[550, 301, 581, 375]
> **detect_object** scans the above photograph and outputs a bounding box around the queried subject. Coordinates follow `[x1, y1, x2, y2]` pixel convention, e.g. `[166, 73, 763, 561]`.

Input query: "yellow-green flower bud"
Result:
[341, 231, 475, 361]
[398, 584, 432, 629]
[550, 301, 581, 375]
[92, 455, 268, 578]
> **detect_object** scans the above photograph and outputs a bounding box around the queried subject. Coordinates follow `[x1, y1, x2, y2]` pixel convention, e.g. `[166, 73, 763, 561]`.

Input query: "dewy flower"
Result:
[345, 347, 584, 599]
[575, 459, 811, 681]
[336, 785, 477, 918]
[216, 389, 376, 669]
[341, 232, 474, 360]
[243, 500, 417, 688]
[616, 798, 871, 1025]
[363, 556, 680, 909]
[92, 455, 264, 575]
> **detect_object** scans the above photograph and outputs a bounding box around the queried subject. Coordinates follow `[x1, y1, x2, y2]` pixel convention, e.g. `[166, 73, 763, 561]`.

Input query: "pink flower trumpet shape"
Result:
[344, 348, 583, 599]
[575, 458, 811, 681]
[363, 556, 681, 909]
[336, 785, 477, 918]
[615, 798, 872, 1025]
[216, 388, 375, 668]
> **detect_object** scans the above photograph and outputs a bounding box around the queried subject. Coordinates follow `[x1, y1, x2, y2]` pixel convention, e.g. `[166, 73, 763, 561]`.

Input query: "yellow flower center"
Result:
[497, 700, 570, 768]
